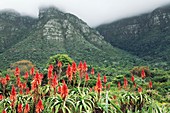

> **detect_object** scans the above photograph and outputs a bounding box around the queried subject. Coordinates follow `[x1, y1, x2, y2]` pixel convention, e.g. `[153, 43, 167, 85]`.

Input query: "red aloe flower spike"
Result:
[51, 74, 58, 88]
[19, 89, 23, 95]
[58, 86, 61, 94]
[22, 82, 27, 89]
[2, 110, 7, 113]
[39, 73, 44, 79]
[1, 78, 7, 85]
[124, 77, 128, 89]
[36, 99, 44, 113]
[138, 87, 142, 93]
[24, 103, 30, 113]
[34, 72, 42, 85]
[78, 61, 83, 71]
[10, 85, 17, 102]
[0, 94, 3, 100]
[57, 61, 62, 68]
[48, 70, 53, 79]
[30, 67, 35, 75]
[103, 75, 107, 83]
[83, 61, 88, 72]
[66, 64, 73, 81]
[141, 69, 146, 79]
[91, 68, 95, 75]
[72, 61, 77, 74]
[49, 64, 54, 71]
[85, 73, 89, 82]
[149, 81, 152, 89]
[17, 77, 21, 86]
[24, 72, 29, 79]
[6, 74, 10, 82]
[118, 82, 121, 89]
[48, 65, 53, 79]
[131, 75, 135, 82]
[61, 80, 69, 100]
[31, 72, 43, 91]
[94, 73, 102, 93]
[14, 67, 20, 77]
[26, 88, 30, 94]
[18, 103, 23, 113]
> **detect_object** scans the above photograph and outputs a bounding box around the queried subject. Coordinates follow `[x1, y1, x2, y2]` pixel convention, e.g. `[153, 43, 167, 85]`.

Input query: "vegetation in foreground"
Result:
[0, 55, 170, 113]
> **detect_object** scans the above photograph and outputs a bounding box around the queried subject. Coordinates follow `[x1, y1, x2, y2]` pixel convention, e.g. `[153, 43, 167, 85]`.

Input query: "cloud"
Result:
[0, 0, 170, 27]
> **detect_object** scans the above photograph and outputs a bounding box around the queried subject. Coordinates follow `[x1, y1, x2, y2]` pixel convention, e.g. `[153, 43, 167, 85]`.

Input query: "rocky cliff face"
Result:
[0, 7, 142, 69]
[97, 5, 170, 67]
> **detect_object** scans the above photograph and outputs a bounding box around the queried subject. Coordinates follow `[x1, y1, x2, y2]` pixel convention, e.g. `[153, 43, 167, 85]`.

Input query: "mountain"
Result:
[96, 5, 170, 69]
[0, 9, 36, 53]
[0, 7, 143, 70]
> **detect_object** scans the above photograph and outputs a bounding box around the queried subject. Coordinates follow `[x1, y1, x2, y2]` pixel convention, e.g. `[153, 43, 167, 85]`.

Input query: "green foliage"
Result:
[0, 7, 146, 75]
[96, 5, 170, 70]
[47, 54, 73, 68]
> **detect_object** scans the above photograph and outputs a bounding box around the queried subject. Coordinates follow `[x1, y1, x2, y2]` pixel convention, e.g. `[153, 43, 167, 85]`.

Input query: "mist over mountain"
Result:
[0, 7, 143, 70]
[96, 5, 170, 69]
[1, 0, 170, 27]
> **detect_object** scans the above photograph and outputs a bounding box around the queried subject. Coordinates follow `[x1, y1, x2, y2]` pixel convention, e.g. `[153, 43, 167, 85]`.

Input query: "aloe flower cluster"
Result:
[0, 60, 168, 113]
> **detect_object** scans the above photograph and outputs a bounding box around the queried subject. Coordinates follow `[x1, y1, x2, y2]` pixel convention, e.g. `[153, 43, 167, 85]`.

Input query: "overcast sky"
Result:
[0, 0, 170, 27]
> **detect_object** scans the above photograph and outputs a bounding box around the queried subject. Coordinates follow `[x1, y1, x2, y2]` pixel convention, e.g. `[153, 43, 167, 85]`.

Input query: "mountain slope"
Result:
[0, 9, 36, 53]
[0, 7, 144, 69]
[96, 5, 170, 69]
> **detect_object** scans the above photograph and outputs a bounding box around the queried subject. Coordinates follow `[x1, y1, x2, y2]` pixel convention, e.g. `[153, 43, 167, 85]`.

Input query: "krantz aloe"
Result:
[0, 60, 169, 113]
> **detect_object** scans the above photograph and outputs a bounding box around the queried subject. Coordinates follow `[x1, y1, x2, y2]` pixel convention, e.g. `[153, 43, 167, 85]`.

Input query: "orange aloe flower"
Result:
[138, 87, 142, 93]
[85, 73, 89, 82]
[58, 86, 61, 94]
[103, 75, 107, 83]
[72, 61, 77, 74]
[61, 80, 69, 100]
[0, 94, 3, 100]
[14, 67, 20, 77]
[149, 81, 152, 89]
[78, 61, 83, 71]
[2, 110, 7, 113]
[17, 103, 23, 113]
[24, 72, 29, 79]
[16, 77, 21, 87]
[10, 85, 17, 102]
[5, 74, 10, 82]
[31, 72, 43, 91]
[48, 65, 53, 79]
[83, 61, 88, 72]
[26, 88, 30, 94]
[118, 82, 121, 89]
[30, 67, 35, 75]
[94, 73, 102, 93]
[124, 77, 128, 89]
[141, 69, 146, 79]
[131, 75, 135, 82]
[57, 61, 62, 68]
[36, 99, 44, 113]
[24, 103, 30, 113]
[66, 64, 73, 81]
[51, 74, 58, 88]
[91, 68, 95, 75]
[1, 78, 7, 86]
